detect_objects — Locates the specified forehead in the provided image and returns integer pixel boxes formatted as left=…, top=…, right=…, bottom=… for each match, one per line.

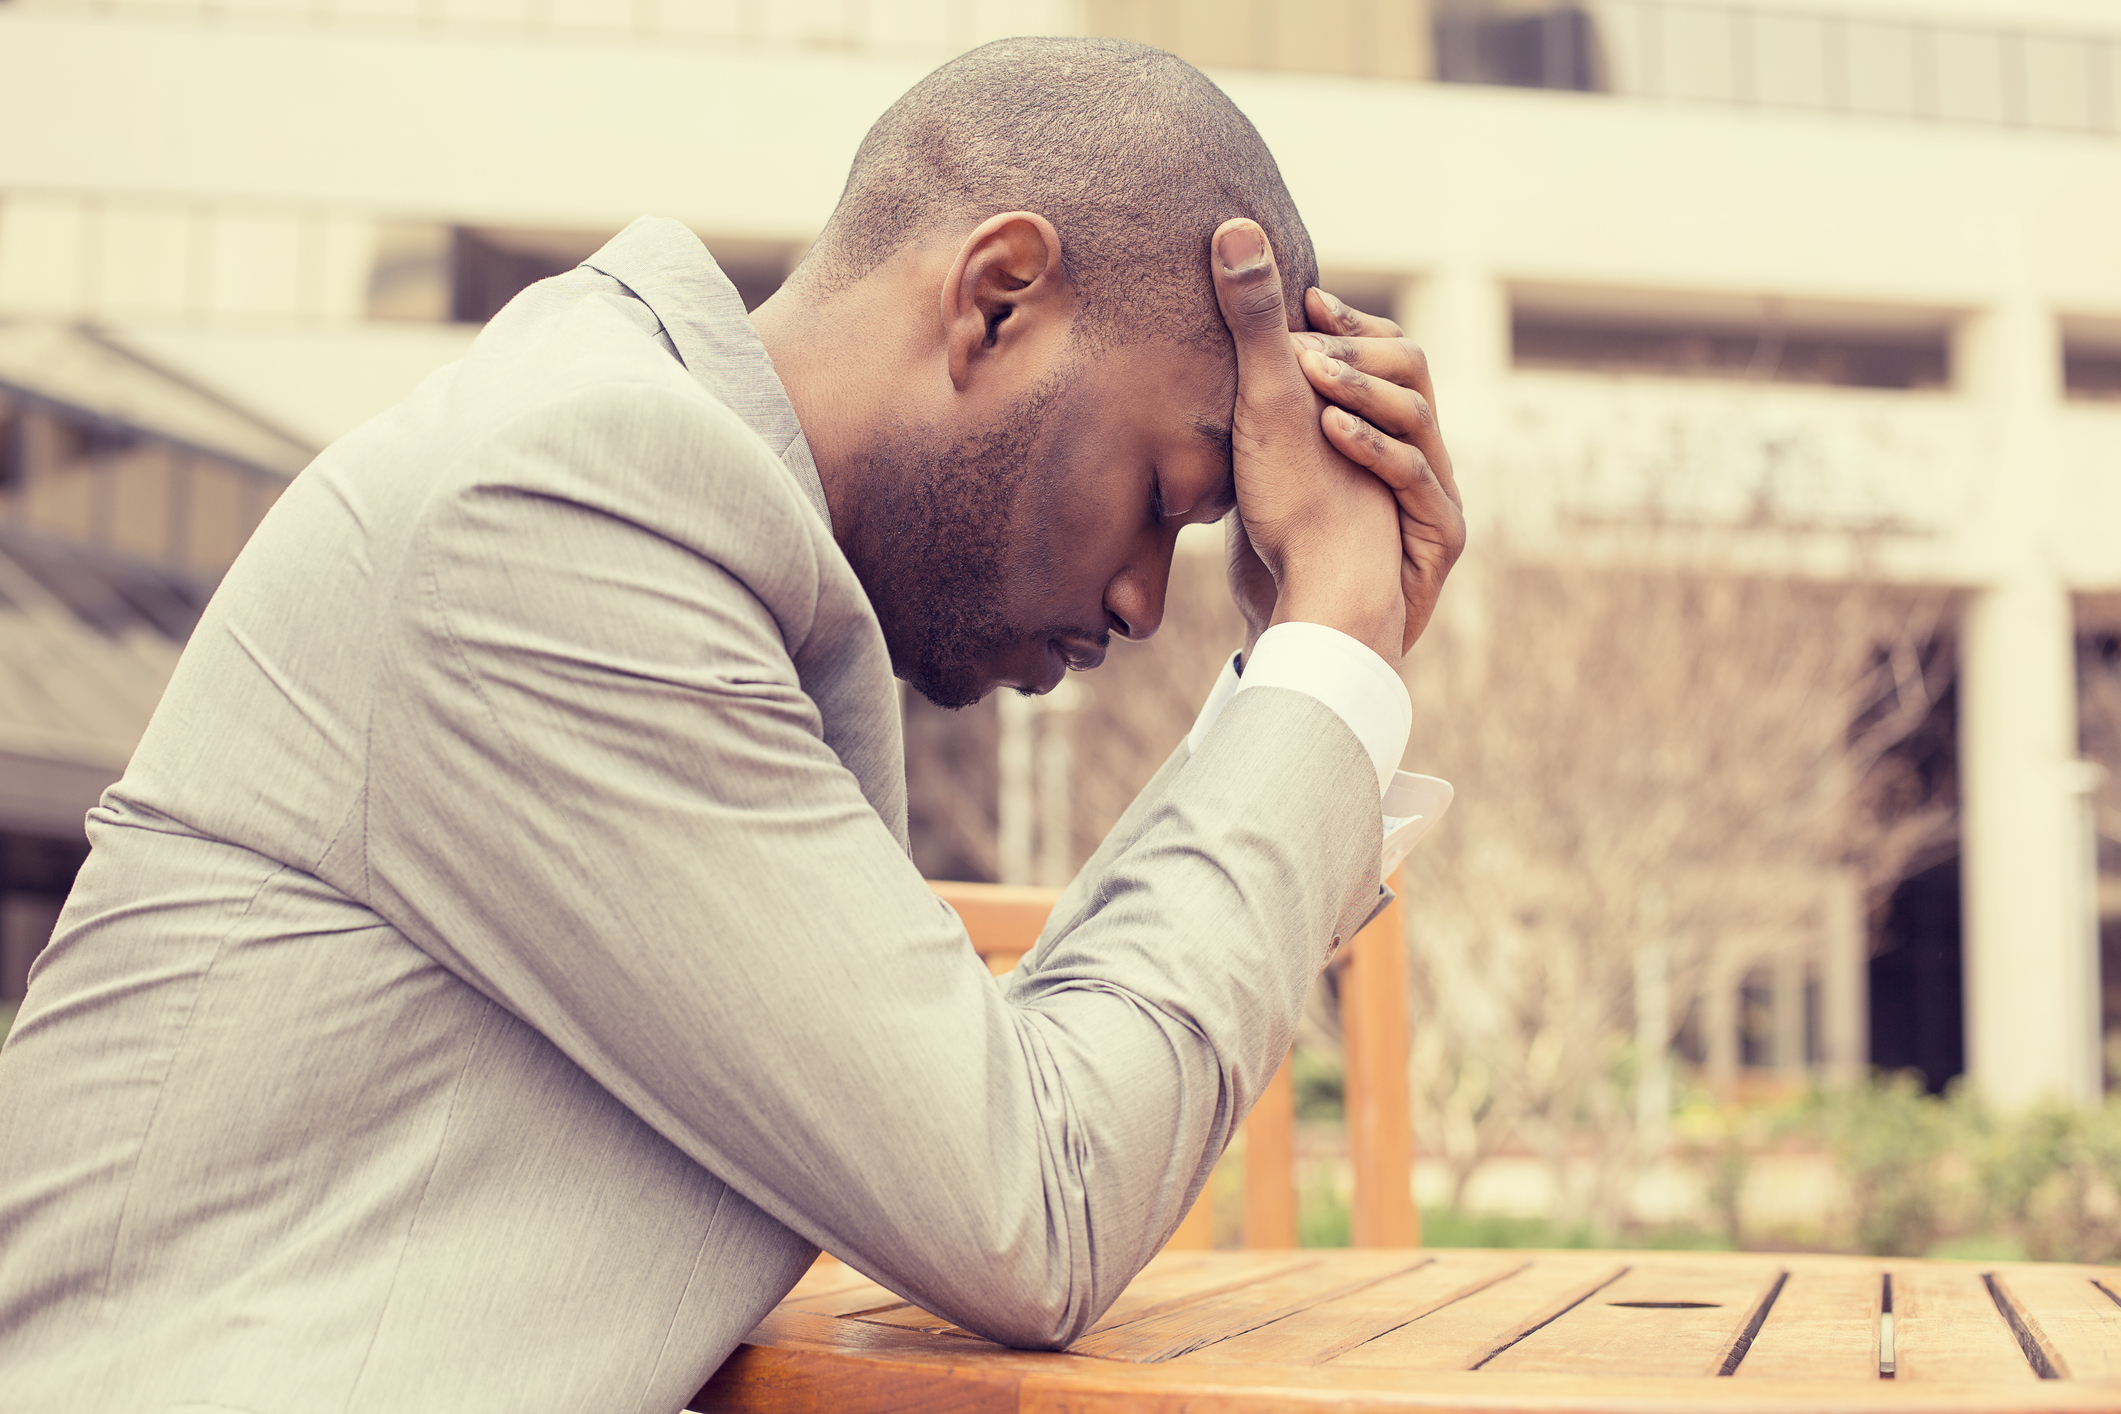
left=1077, top=339, right=1236, bottom=443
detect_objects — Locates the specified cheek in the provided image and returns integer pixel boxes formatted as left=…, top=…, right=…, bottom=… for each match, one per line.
left=1019, top=453, right=1139, bottom=584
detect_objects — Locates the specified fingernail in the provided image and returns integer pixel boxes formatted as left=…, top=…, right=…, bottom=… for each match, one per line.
left=1293, top=333, right=1324, bottom=352
left=1218, top=223, right=1266, bottom=273
left=1321, top=356, right=1345, bottom=377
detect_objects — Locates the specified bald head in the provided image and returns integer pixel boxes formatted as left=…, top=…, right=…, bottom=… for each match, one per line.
left=803, top=36, right=1319, bottom=351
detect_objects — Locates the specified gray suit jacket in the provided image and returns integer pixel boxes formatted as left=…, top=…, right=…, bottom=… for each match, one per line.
left=0, top=219, right=1383, bottom=1414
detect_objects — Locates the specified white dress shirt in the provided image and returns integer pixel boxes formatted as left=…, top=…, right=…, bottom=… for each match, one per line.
left=1185, top=621, right=1454, bottom=881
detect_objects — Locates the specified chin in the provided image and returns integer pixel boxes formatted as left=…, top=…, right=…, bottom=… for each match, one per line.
left=896, top=657, right=992, bottom=712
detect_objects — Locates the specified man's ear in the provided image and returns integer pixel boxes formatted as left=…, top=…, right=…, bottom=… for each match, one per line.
left=942, top=212, right=1070, bottom=391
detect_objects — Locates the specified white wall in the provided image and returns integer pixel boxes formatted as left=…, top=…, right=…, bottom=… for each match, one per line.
left=6, top=3, right=2121, bottom=1105
left=4, top=11, right=2121, bottom=312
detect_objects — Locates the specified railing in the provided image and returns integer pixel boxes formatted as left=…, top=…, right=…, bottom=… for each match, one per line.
left=931, top=876, right=1420, bottom=1250
left=5, top=0, right=2115, bottom=140
left=1497, top=371, right=1991, bottom=537
left=0, top=0, right=1075, bottom=54
left=1579, top=1, right=2119, bottom=137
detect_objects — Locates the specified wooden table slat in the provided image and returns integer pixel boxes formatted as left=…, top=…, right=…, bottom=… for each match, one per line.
left=777, top=1256, right=871, bottom=1303
left=851, top=1302, right=977, bottom=1336
left=783, top=1279, right=911, bottom=1318
left=1482, top=1259, right=1784, bottom=1378
left=1328, top=1254, right=1629, bottom=1371
left=1071, top=1252, right=1420, bottom=1362
left=1893, top=1265, right=2041, bottom=1383
left=703, top=1249, right=2121, bottom=1412
left=1732, top=1260, right=1882, bottom=1381
left=700, top=1308, right=2121, bottom=1414
left=1989, top=1264, right=2121, bottom=1382
left=1078, top=1250, right=1321, bottom=1337
left=1175, top=1251, right=1528, bottom=1366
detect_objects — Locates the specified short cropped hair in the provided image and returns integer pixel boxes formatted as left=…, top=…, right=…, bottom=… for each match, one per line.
left=803, top=37, right=1319, bottom=350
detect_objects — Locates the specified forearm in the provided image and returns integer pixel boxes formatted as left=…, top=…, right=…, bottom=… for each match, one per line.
left=366, top=424, right=1386, bottom=1351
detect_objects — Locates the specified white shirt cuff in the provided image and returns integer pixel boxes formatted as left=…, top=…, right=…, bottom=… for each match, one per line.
left=1240, top=622, right=1411, bottom=799
left=1184, top=623, right=1410, bottom=800
left=1184, top=629, right=1452, bottom=881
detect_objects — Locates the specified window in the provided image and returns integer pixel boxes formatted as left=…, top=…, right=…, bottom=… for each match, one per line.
left=1512, top=296, right=1952, bottom=391
left=1435, top=0, right=1605, bottom=91
left=2066, top=342, right=2121, bottom=402
left=445, top=226, right=799, bottom=325
left=0, top=399, right=20, bottom=493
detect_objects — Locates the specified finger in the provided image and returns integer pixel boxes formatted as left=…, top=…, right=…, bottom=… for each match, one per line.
left=1288, top=329, right=1455, bottom=504
left=1210, top=219, right=1309, bottom=415
left=1298, top=347, right=1432, bottom=442
left=1225, top=507, right=1268, bottom=576
left=1305, top=286, right=1402, bottom=341
left=1300, top=347, right=1460, bottom=511
left=1321, top=405, right=1465, bottom=542
left=1322, top=406, right=1466, bottom=655
left=1292, top=330, right=1437, bottom=413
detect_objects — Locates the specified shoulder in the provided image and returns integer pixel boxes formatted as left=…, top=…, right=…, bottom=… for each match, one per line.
left=425, top=372, right=836, bottom=653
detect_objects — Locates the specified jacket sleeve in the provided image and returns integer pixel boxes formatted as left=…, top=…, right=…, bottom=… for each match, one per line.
left=363, top=382, right=1383, bottom=1348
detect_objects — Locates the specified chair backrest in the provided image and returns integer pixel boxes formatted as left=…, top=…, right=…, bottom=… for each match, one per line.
left=927, top=876, right=1419, bottom=1250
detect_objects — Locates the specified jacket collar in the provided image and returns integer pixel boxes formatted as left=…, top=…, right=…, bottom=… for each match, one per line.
left=583, top=216, right=832, bottom=531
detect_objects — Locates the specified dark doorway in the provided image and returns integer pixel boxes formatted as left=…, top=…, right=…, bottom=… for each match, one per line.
left=1434, top=1, right=1605, bottom=91
left=1869, top=856, right=1964, bottom=1093
left=2, top=831, right=90, bottom=1003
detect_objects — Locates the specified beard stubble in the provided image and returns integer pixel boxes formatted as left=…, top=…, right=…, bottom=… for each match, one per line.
left=852, top=378, right=1066, bottom=709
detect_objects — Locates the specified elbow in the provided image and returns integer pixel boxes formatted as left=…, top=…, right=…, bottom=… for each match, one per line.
left=947, top=1273, right=1104, bottom=1352
left=959, top=1298, right=1084, bottom=1353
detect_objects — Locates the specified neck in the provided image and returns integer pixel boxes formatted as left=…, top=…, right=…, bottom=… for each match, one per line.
left=751, top=273, right=904, bottom=551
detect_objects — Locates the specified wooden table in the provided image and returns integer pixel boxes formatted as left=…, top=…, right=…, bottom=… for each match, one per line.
left=694, top=1247, right=2121, bottom=1412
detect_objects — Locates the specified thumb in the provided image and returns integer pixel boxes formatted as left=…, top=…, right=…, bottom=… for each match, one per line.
left=1211, top=219, right=1307, bottom=407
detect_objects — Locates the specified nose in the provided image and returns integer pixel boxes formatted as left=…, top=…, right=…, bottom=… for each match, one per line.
left=1104, top=555, right=1170, bottom=642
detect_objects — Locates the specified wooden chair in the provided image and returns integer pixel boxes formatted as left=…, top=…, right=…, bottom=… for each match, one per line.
left=928, top=875, right=1419, bottom=1250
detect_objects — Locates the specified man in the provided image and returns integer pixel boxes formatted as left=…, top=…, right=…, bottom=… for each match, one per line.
left=0, top=36, right=1463, bottom=1413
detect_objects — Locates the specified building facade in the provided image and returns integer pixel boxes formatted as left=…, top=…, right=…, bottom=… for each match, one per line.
left=2, top=0, right=2119, bottom=1108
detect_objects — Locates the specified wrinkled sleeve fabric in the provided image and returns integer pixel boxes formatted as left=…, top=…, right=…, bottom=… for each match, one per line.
left=362, top=383, right=1382, bottom=1349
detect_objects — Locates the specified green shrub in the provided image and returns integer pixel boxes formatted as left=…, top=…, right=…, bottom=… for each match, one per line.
left=1292, top=1046, right=1344, bottom=1122
left=1972, top=1098, right=2121, bottom=1263
left=1807, top=1072, right=1961, bottom=1256
left=1802, top=1075, right=2121, bottom=1262
left=1418, top=1208, right=1597, bottom=1249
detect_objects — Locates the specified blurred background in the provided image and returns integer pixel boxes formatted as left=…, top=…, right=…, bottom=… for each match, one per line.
left=3, top=0, right=2120, bottom=1259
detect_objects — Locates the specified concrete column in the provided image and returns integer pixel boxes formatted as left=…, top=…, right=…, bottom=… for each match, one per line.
left=996, top=692, right=1034, bottom=886
left=1703, top=959, right=1740, bottom=1101
left=1395, top=263, right=1507, bottom=683
left=1633, top=942, right=1671, bottom=1151
left=1961, top=573, right=2102, bottom=1106
left=1392, top=263, right=1509, bottom=486
left=1036, top=680, right=1081, bottom=888
left=1957, top=292, right=2103, bottom=1108
left=1819, top=871, right=1867, bottom=1084
left=1772, top=949, right=1809, bottom=1079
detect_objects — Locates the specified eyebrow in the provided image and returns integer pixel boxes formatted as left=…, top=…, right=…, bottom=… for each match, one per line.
left=1192, top=418, right=1239, bottom=515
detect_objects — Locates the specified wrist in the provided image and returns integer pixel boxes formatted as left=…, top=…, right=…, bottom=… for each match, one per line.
left=1272, top=559, right=1402, bottom=664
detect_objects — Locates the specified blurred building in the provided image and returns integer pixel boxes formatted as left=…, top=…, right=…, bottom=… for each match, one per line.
left=0, top=326, right=308, bottom=997
left=1, top=0, right=2119, bottom=1111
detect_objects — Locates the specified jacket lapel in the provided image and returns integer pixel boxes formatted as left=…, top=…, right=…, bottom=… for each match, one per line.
left=583, top=217, right=833, bottom=531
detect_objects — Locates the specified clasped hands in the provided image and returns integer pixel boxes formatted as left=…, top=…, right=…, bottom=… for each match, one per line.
left=1212, top=219, right=1466, bottom=666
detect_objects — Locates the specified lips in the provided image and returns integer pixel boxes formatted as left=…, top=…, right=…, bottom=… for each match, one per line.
left=999, top=636, right=1108, bottom=698
left=1055, top=637, right=1107, bottom=673
left=1023, top=638, right=1105, bottom=695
